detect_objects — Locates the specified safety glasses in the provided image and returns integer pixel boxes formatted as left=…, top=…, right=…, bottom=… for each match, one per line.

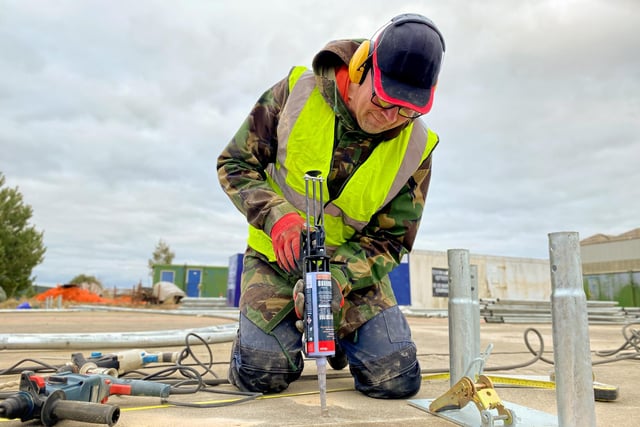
left=369, top=93, right=421, bottom=119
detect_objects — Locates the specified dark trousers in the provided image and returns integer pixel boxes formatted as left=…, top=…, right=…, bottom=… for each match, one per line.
left=228, top=305, right=421, bottom=399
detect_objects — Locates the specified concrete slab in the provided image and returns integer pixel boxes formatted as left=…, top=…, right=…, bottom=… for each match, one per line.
left=0, top=309, right=637, bottom=426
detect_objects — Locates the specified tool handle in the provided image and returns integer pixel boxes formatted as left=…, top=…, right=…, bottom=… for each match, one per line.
left=41, top=391, right=120, bottom=426
left=110, top=380, right=170, bottom=398
left=50, top=400, right=120, bottom=426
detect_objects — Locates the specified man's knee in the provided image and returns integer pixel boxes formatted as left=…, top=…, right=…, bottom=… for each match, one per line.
left=229, top=341, right=303, bottom=393
left=343, top=306, right=421, bottom=398
left=228, top=314, right=303, bottom=394
left=350, top=344, right=421, bottom=398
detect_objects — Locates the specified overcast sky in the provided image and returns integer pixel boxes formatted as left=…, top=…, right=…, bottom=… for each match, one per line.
left=2, top=0, right=638, bottom=287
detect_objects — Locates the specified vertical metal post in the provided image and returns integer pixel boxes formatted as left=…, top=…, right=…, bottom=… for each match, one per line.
left=470, top=264, right=481, bottom=360
left=548, top=232, right=596, bottom=427
left=447, top=249, right=477, bottom=386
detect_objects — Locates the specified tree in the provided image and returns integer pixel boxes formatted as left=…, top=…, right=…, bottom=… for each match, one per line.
left=0, top=173, right=46, bottom=298
left=148, top=239, right=175, bottom=276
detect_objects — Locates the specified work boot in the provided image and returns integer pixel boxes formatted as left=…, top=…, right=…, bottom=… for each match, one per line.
left=328, top=344, right=348, bottom=370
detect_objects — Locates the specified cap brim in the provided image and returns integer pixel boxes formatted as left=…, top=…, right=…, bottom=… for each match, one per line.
left=372, top=50, right=435, bottom=115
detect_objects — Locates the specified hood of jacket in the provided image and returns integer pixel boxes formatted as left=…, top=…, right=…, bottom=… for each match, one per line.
left=310, top=39, right=408, bottom=141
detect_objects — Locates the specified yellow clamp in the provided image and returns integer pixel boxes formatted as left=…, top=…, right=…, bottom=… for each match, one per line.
left=429, top=375, right=515, bottom=426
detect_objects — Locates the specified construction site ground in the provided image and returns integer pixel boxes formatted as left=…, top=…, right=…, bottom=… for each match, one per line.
left=0, top=308, right=638, bottom=427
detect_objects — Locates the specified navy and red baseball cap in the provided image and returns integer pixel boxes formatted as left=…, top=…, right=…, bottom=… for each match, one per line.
left=371, top=14, right=446, bottom=115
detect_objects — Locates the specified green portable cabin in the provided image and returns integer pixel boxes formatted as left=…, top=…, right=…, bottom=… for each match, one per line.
left=152, top=264, right=228, bottom=298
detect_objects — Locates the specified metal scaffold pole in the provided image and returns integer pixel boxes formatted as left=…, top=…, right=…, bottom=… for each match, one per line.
left=470, top=264, right=481, bottom=360
left=548, top=231, right=596, bottom=427
left=447, top=249, right=479, bottom=386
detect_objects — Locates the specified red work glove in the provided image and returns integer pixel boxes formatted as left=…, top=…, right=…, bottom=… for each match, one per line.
left=270, top=213, right=305, bottom=273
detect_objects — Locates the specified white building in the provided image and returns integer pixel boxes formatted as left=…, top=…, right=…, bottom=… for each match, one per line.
left=407, top=249, right=550, bottom=309
left=402, top=228, right=640, bottom=309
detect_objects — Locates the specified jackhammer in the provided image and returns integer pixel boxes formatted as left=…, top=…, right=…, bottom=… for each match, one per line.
left=0, top=371, right=119, bottom=426
left=300, top=171, right=335, bottom=416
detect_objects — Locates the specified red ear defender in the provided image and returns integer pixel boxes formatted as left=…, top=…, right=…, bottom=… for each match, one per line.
left=348, top=40, right=372, bottom=84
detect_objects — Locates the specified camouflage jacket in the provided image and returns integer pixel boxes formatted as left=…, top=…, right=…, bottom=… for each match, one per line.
left=217, top=39, right=437, bottom=338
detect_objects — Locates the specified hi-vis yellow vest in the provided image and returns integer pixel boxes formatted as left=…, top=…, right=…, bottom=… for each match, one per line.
left=247, top=66, right=439, bottom=260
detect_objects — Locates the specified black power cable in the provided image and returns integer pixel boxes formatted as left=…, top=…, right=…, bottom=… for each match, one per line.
left=0, top=332, right=260, bottom=409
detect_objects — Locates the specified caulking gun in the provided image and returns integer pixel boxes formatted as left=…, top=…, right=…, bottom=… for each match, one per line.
left=300, top=170, right=335, bottom=416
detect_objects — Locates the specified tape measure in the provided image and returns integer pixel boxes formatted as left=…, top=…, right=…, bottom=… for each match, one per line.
left=422, top=373, right=619, bottom=402
left=592, top=381, right=619, bottom=402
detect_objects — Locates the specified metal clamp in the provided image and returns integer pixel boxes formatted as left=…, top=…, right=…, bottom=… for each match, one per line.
left=429, top=374, right=516, bottom=427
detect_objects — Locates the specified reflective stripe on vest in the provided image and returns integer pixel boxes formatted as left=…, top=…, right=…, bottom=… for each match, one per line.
left=248, top=66, right=439, bottom=261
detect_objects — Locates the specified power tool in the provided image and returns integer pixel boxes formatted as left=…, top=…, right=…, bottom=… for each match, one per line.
left=0, top=371, right=120, bottom=426
left=301, top=170, right=335, bottom=416
left=71, top=349, right=180, bottom=376
left=29, top=371, right=171, bottom=404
